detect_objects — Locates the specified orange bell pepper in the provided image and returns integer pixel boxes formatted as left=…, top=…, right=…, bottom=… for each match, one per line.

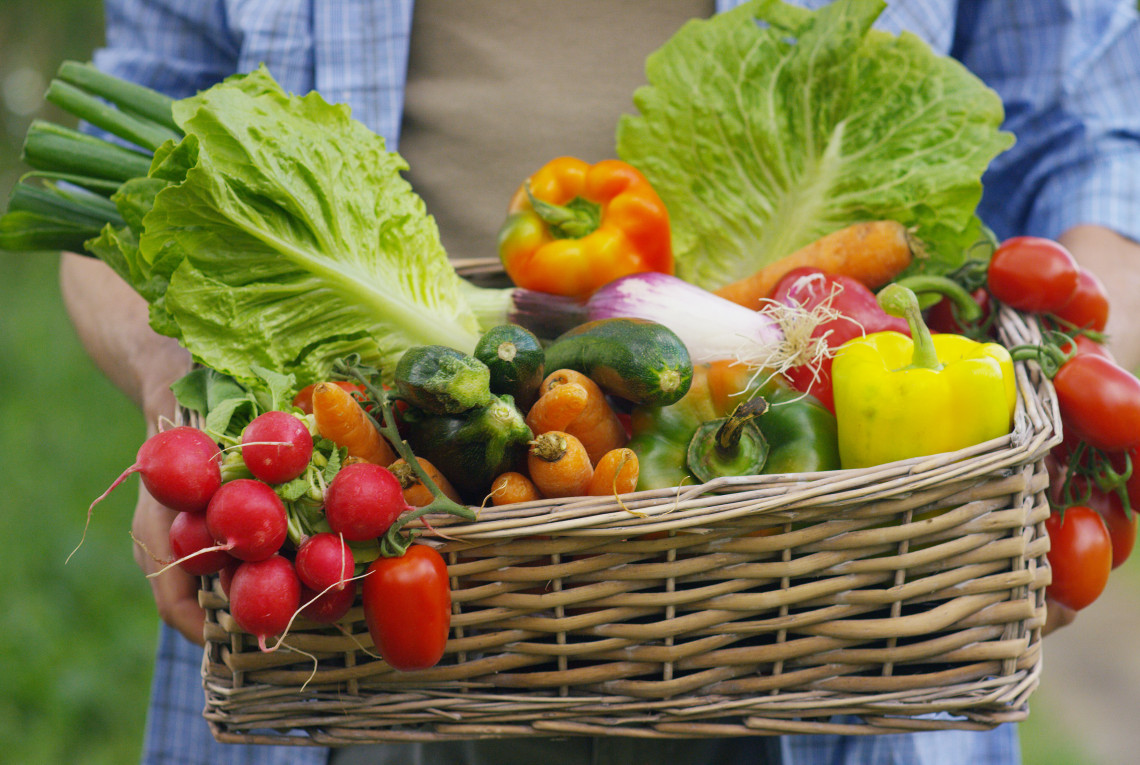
left=497, top=156, right=673, bottom=297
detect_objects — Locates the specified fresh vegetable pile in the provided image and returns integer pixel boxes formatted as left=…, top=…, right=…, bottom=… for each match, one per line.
left=4, top=0, right=1137, bottom=672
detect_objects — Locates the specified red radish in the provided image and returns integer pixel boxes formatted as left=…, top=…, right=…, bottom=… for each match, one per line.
left=228, top=555, right=301, bottom=651
left=241, top=411, right=314, bottom=484
left=169, top=511, right=237, bottom=576
left=323, top=463, right=411, bottom=541
left=93, top=426, right=221, bottom=514
left=300, top=581, right=357, bottom=624
left=295, top=533, right=355, bottom=592
left=205, top=479, right=288, bottom=561
left=71, top=426, right=223, bottom=563
left=217, top=558, right=241, bottom=598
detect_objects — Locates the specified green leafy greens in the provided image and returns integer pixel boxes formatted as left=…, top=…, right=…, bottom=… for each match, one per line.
left=616, top=0, right=1014, bottom=288
left=92, top=66, right=482, bottom=388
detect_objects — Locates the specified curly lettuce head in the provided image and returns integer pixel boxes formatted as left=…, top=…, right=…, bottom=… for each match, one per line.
left=617, top=0, right=1014, bottom=288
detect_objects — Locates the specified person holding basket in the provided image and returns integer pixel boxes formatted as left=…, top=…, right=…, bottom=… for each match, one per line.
left=58, top=1, right=1140, bottom=763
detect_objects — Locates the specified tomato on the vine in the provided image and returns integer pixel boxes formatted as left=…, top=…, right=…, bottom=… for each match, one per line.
left=1124, top=447, right=1140, bottom=513
left=926, top=287, right=992, bottom=336
left=1053, top=353, right=1140, bottom=452
left=987, top=236, right=1079, bottom=313
left=1045, top=506, right=1113, bottom=611
left=1094, top=494, right=1138, bottom=569
left=1058, top=333, right=1114, bottom=363
left=362, top=544, right=451, bottom=671
left=1048, top=469, right=1137, bottom=570
left=1052, top=267, right=1110, bottom=333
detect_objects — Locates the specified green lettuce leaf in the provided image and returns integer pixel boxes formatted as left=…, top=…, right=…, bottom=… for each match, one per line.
left=109, top=66, right=481, bottom=387
left=616, top=0, right=1014, bottom=288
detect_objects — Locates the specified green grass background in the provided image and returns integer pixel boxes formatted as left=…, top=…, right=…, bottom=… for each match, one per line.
left=1, top=4, right=1137, bottom=764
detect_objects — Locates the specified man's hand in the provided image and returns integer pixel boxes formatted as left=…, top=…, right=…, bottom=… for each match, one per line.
left=1042, top=598, right=1077, bottom=637
left=133, top=489, right=207, bottom=645
left=1058, top=224, right=1140, bottom=371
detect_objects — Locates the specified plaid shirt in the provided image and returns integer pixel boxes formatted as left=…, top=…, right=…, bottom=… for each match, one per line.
left=92, top=1, right=1140, bottom=763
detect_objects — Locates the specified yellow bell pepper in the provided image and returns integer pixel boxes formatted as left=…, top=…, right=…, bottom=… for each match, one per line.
left=831, top=283, right=1015, bottom=469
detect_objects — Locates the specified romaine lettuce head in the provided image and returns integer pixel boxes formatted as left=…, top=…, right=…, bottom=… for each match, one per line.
left=616, top=0, right=1014, bottom=289
left=96, top=66, right=481, bottom=388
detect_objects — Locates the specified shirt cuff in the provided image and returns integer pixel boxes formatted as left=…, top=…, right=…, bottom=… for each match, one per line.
left=1027, top=151, right=1140, bottom=245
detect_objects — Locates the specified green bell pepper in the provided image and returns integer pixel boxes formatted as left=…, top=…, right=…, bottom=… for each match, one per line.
left=627, top=360, right=840, bottom=490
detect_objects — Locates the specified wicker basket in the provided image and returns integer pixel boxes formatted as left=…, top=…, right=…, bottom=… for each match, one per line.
left=200, top=301, right=1060, bottom=746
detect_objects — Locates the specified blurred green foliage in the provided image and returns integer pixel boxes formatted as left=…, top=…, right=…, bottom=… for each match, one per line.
left=1, top=4, right=157, bottom=764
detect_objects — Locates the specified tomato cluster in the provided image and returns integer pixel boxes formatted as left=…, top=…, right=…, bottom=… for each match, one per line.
left=986, top=236, right=1137, bottom=612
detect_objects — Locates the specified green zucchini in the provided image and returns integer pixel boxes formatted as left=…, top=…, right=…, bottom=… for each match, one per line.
left=473, top=324, right=545, bottom=411
left=403, top=394, right=532, bottom=502
left=394, top=344, right=491, bottom=415
left=543, top=318, right=693, bottom=406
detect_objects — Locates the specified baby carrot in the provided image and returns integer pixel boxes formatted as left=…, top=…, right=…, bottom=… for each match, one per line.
left=489, top=471, right=542, bottom=506
left=311, top=381, right=396, bottom=466
left=527, top=431, right=594, bottom=498
left=713, top=220, right=915, bottom=307
left=525, top=380, right=589, bottom=435
left=586, top=447, right=639, bottom=497
left=388, top=456, right=463, bottom=507
left=538, top=369, right=627, bottom=465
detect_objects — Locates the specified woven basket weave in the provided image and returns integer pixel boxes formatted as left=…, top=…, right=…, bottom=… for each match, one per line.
left=200, top=300, right=1060, bottom=746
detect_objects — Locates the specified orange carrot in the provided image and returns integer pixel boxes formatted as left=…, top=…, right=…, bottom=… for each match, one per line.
left=489, top=471, right=542, bottom=506
left=388, top=457, right=463, bottom=507
left=713, top=220, right=915, bottom=308
left=525, top=380, right=589, bottom=434
left=526, top=431, right=594, bottom=498
left=586, top=447, right=639, bottom=496
left=311, top=381, right=396, bottom=466
left=538, top=369, right=627, bottom=464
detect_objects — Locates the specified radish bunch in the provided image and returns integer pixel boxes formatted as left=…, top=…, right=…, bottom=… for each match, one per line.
left=88, top=406, right=416, bottom=651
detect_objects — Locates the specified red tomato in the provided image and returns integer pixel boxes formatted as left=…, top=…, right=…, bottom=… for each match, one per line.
left=1053, top=354, right=1140, bottom=452
left=1052, top=267, right=1110, bottom=333
left=1045, top=506, right=1113, bottom=611
left=1049, top=471, right=1137, bottom=570
left=362, top=544, right=451, bottom=671
left=1095, top=495, right=1138, bottom=569
left=1124, top=447, right=1140, bottom=513
left=1058, top=333, right=1115, bottom=363
left=987, top=236, right=1080, bottom=313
